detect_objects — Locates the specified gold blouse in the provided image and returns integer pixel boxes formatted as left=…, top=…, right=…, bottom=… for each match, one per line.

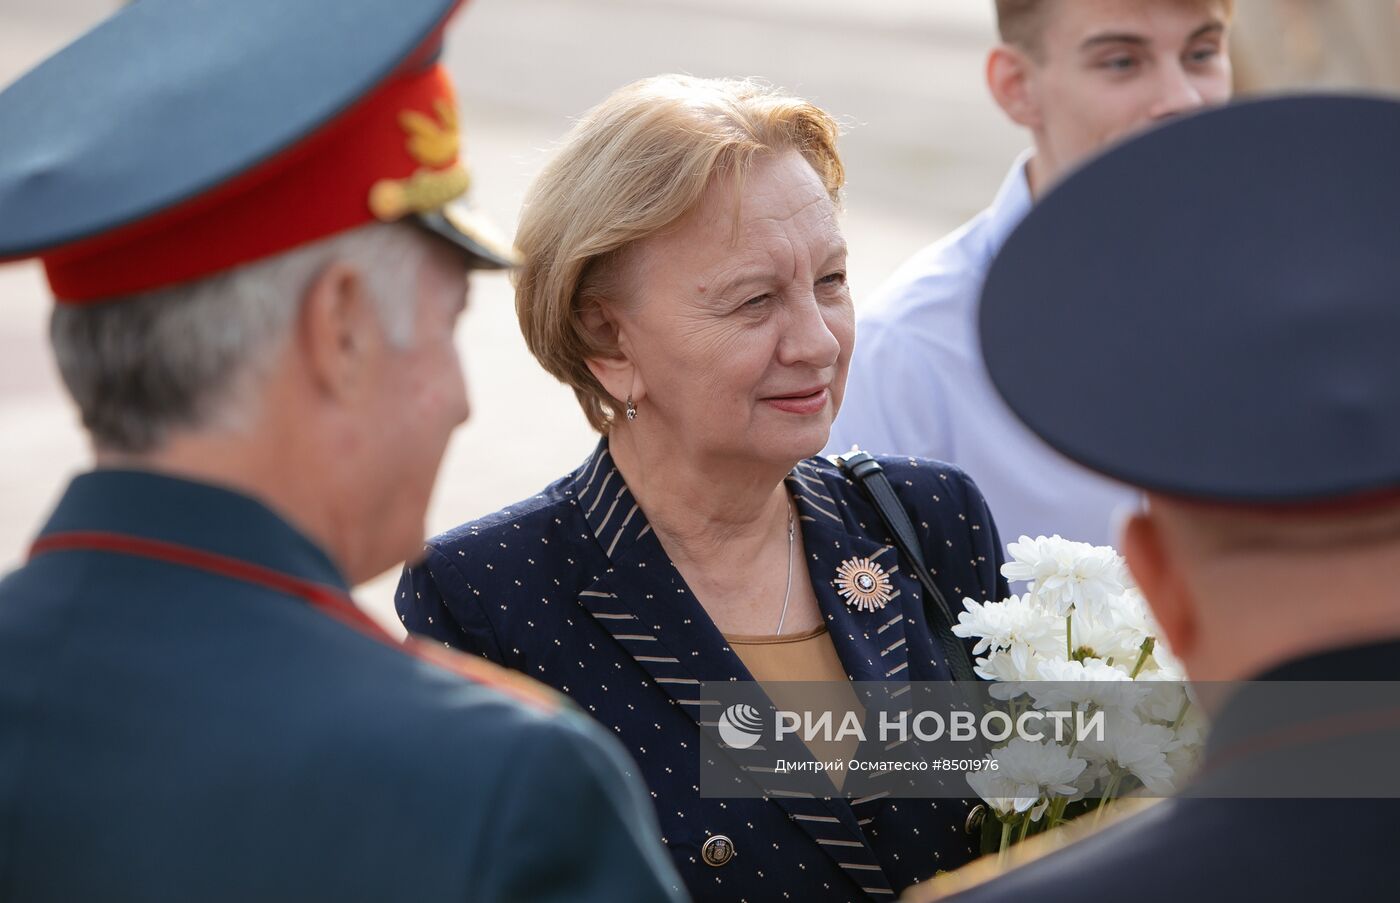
left=724, top=624, right=864, bottom=790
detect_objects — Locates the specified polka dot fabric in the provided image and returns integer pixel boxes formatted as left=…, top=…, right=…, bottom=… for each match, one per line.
left=397, top=440, right=1009, bottom=901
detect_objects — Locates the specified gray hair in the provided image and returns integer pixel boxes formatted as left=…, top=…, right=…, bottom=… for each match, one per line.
left=50, top=222, right=430, bottom=454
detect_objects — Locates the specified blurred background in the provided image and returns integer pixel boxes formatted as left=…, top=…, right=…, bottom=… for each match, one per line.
left=3, top=0, right=1398, bottom=631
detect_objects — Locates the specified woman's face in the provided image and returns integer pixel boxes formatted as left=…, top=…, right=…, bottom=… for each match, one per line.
left=611, top=150, right=853, bottom=467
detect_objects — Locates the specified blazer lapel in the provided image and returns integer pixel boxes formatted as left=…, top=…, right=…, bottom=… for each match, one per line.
left=787, top=460, right=926, bottom=829
left=569, top=442, right=897, bottom=898
left=787, top=460, right=914, bottom=688
left=570, top=442, right=747, bottom=690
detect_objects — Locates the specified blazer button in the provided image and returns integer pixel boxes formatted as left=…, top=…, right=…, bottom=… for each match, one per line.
left=702, top=834, right=735, bottom=867
left=965, top=804, right=987, bottom=835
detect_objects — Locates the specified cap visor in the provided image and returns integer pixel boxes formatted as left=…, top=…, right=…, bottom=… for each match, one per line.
left=413, top=200, right=520, bottom=270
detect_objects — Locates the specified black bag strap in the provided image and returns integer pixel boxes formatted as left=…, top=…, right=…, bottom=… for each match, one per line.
left=835, top=451, right=978, bottom=682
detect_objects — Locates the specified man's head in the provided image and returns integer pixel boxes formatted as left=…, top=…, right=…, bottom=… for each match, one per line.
left=988, top=0, right=1234, bottom=193
left=1123, top=497, right=1400, bottom=684
left=50, top=223, right=473, bottom=584
left=978, top=95, right=1400, bottom=685
left=0, top=0, right=517, bottom=585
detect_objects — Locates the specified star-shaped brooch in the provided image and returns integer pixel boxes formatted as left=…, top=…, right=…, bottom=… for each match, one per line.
left=834, top=556, right=893, bottom=612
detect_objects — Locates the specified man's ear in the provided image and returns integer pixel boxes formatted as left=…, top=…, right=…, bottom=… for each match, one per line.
left=300, top=260, right=383, bottom=400
left=987, top=44, right=1042, bottom=130
left=578, top=298, right=641, bottom=407
left=1123, top=511, right=1198, bottom=663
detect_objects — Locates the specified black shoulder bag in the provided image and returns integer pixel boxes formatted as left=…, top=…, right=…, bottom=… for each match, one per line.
left=835, top=451, right=978, bottom=682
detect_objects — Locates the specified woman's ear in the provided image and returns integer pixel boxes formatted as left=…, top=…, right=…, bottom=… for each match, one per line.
left=1123, top=510, right=1199, bottom=665
left=986, top=44, right=1042, bottom=130
left=579, top=298, right=641, bottom=407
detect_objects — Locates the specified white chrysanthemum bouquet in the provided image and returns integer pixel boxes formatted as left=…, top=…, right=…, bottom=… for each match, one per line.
left=956, top=535, right=1205, bottom=857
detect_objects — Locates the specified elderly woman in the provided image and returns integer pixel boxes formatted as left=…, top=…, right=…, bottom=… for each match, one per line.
left=397, top=75, right=1007, bottom=901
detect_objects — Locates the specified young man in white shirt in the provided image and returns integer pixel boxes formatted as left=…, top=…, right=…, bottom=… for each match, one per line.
left=827, top=0, right=1234, bottom=548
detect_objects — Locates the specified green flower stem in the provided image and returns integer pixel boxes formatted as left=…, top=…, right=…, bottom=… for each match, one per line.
left=1017, top=811, right=1034, bottom=843
left=998, top=819, right=1013, bottom=864
left=1172, top=697, right=1192, bottom=733
left=1067, top=703, right=1094, bottom=757
left=1094, top=771, right=1124, bottom=826
left=1129, top=637, right=1156, bottom=679
left=1066, top=613, right=1073, bottom=660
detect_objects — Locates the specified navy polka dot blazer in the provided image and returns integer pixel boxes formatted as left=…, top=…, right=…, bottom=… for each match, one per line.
left=398, top=441, right=1008, bottom=902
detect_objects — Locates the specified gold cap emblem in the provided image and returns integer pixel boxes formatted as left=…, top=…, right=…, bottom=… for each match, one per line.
left=369, top=99, right=473, bottom=221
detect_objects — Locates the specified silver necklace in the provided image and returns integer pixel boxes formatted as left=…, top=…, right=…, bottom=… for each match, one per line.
left=774, top=499, right=796, bottom=636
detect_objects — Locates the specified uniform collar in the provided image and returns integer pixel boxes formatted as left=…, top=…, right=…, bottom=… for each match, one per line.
left=1247, top=639, right=1400, bottom=681
left=36, top=468, right=349, bottom=593
left=1195, top=638, right=1400, bottom=796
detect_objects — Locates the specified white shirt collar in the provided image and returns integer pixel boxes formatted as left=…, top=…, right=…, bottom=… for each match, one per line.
left=979, top=150, right=1035, bottom=263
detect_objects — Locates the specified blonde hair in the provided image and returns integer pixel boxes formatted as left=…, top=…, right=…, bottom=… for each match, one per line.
left=514, top=74, right=845, bottom=432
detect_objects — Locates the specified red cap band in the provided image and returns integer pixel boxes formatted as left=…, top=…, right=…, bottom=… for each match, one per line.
left=43, top=62, right=465, bottom=303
